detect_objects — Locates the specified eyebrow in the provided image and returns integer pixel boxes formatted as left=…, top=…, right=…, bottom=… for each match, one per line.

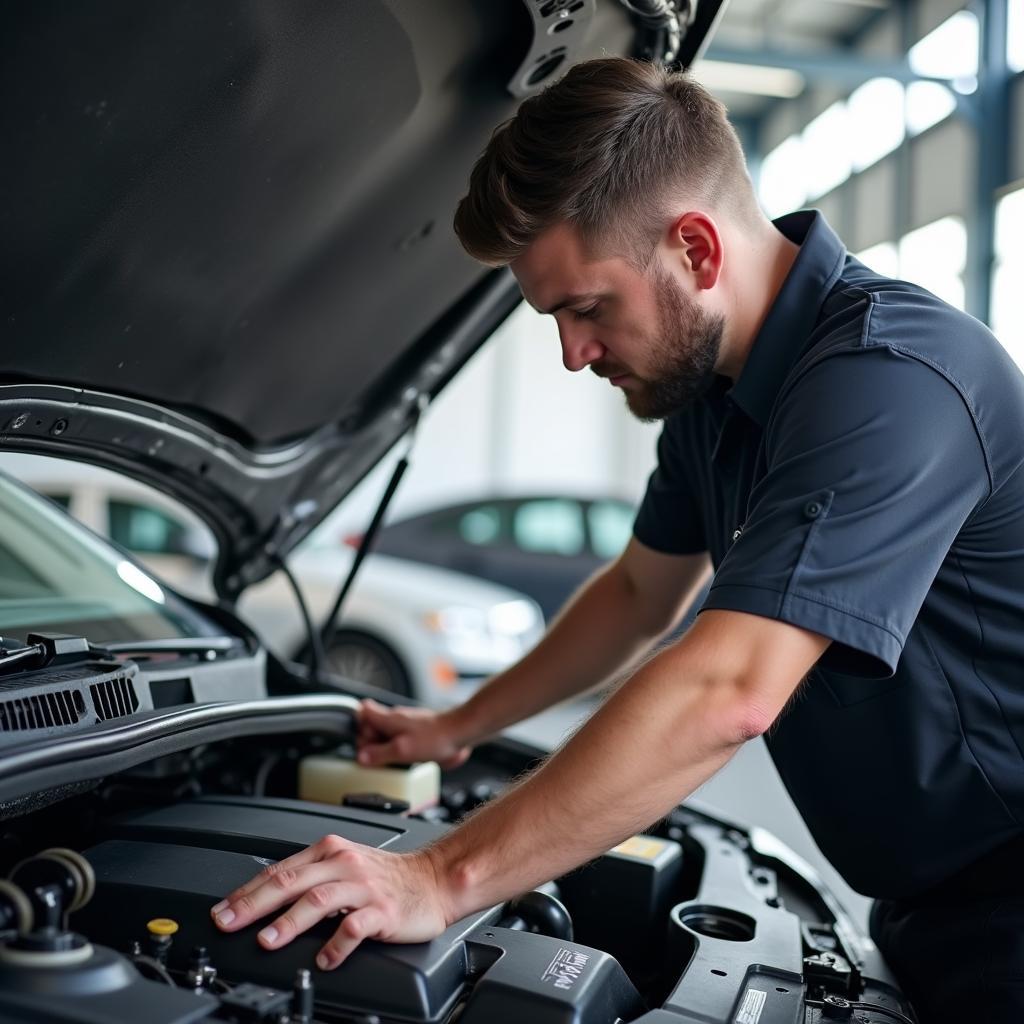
left=537, top=293, right=600, bottom=315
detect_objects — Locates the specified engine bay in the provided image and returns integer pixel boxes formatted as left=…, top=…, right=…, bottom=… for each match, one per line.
left=0, top=719, right=915, bottom=1024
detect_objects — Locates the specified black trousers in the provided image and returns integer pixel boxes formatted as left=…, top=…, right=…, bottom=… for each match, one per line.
left=869, top=836, right=1024, bottom=1024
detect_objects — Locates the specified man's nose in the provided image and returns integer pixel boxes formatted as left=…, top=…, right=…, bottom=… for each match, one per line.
left=558, top=323, right=605, bottom=373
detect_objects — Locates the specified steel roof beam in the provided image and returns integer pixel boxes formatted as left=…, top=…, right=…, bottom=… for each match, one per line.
left=704, top=42, right=958, bottom=87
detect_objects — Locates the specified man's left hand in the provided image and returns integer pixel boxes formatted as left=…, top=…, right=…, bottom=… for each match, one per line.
left=209, top=835, right=451, bottom=970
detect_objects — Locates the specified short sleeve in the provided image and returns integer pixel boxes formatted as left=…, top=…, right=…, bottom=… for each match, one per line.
left=703, top=347, right=990, bottom=678
left=633, top=415, right=707, bottom=555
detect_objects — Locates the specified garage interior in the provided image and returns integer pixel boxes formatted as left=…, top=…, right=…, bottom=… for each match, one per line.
left=1, top=0, right=1021, bottom=995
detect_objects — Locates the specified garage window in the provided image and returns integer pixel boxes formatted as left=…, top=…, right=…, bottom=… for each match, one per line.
left=848, top=78, right=905, bottom=172
left=108, top=501, right=190, bottom=556
left=898, top=216, right=967, bottom=310
left=907, top=10, right=978, bottom=136
left=803, top=102, right=852, bottom=200
left=46, top=492, right=72, bottom=511
left=1011, top=0, right=1024, bottom=73
left=854, top=241, right=899, bottom=278
left=759, top=135, right=807, bottom=218
left=992, top=187, right=1024, bottom=368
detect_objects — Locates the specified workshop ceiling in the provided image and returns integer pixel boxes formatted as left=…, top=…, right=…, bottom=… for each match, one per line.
left=692, top=0, right=892, bottom=118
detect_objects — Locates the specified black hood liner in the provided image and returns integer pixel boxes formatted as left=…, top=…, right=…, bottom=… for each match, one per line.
left=3, top=0, right=547, bottom=446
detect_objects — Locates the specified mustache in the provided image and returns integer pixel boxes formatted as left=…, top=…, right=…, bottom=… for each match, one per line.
left=590, top=361, right=630, bottom=379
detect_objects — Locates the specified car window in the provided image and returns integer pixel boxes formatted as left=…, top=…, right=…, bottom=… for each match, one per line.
left=0, top=542, right=49, bottom=594
left=0, top=472, right=220, bottom=643
left=108, top=500, right=191, bottom=556
left=587, top=500, right=634, bottom=560
left=512, top=499, right=585, bottom=556
left=458, top=505, right=503, bottom=546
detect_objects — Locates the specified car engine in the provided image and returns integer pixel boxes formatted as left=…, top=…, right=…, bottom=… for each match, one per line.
left=0, top=642, right=915, bottom=1024
left=0, top=752, right=914, bottom=1024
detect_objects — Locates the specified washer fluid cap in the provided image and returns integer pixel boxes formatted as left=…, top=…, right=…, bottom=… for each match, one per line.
left=147, top=918, right=179, bottom=936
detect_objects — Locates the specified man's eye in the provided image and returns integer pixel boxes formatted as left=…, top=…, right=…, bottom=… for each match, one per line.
left=572, top=305, right=599, bottom=321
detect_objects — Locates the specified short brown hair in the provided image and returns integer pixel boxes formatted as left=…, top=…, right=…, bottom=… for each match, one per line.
left=454, top=57, right=759, bottom=268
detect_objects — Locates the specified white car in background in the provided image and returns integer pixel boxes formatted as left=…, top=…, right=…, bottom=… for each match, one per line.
left=0, top=455, right=543, bottom=703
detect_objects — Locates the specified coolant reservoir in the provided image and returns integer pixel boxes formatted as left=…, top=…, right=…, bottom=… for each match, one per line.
left=298, top=754, right=440, bottom=812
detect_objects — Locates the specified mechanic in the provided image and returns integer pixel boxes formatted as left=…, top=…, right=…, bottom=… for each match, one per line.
left=213, top=58, right=1024, bottom=1022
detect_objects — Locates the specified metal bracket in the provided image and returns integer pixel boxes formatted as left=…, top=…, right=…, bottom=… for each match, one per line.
left=508, top=0, right=597, bottom=98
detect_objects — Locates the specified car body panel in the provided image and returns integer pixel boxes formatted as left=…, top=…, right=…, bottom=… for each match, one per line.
left=239, top=548, right=544, bottom=695
left=372, top=494, right=636, bottom=619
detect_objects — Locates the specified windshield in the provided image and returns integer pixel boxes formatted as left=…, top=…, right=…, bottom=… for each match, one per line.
left=0, top=471, right=221, bottom=644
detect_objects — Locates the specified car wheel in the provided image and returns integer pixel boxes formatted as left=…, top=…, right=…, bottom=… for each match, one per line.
left=325, top=632, right=412, bottom=697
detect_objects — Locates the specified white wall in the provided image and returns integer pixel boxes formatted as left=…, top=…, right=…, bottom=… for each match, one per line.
left=327, top=302, right=660, bottom=535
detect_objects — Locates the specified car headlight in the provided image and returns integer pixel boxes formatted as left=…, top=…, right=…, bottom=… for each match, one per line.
left=487, top=599, right=540, bottom=637
left=422, top=606, right=488, bottom=638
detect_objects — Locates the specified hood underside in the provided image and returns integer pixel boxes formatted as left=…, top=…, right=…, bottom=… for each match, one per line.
left=1, top=0, right=723, bottom=595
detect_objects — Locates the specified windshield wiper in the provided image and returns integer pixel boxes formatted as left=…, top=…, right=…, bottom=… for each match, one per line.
left=0, top=634, right=99, bottom=677
left=100, top=637, right=239, bottom=658
left=0, top=642, right=48, bottom=674
left=0, top=633, right=241, bottom=677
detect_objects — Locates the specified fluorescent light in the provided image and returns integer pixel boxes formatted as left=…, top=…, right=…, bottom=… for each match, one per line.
left=693, top=59, right=805, bottom=98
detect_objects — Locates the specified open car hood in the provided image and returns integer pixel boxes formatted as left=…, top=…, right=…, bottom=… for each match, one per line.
left=1, top=0, right=724, bottom=596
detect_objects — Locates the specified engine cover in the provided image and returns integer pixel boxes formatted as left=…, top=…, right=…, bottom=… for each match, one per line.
left=71, top=796, right=643, bottom=1023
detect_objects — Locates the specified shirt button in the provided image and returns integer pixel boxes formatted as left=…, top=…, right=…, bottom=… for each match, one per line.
left=804, top=501, right=823, bottom=520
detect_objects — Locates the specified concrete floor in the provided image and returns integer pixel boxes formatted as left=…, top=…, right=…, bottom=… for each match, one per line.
left=505, top=698, right=873, bottom=934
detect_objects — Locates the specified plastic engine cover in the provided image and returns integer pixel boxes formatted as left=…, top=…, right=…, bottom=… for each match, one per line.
left=73, top=796, right=642, bottom=1023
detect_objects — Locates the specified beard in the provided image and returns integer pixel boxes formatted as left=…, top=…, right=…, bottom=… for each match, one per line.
left=597, top=268, right=723, bottom=422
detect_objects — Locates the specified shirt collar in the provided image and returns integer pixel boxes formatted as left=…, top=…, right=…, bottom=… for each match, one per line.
left=727, top=210, right=847, bottom=428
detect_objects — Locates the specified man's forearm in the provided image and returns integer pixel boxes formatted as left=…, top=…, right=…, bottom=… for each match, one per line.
left=427, top=627, right=756, bottom=920
left=211, top=611, right=827, bottom=969
left=448, top=554, right=710, bottom=745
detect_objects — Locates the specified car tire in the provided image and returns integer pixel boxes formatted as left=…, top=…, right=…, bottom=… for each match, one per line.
left=325, top=631, right=413, bottom=697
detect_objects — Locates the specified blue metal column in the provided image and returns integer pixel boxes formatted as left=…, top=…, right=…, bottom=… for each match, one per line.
left=965, top=0, right=1011, bottom=324
left=894, top=0, right=915, bottom=259
left=731, top=115, right=763, bottom=194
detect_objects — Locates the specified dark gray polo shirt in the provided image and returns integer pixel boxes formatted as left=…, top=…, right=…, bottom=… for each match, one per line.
left=634, top=210, right=1024, bottom=899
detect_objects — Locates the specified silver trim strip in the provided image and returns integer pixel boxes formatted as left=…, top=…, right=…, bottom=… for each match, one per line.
left=0, top=694, right=359, bottom=779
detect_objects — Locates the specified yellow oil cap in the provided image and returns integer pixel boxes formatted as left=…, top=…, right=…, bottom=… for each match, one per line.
left=146, top=918, right=179, bottom=936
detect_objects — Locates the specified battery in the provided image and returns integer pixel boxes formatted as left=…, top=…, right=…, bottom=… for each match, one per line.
left=558, top=834, right=683, bottom=977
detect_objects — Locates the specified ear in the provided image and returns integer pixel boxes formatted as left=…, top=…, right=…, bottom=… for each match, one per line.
left=665, top=212, right=723, bottom=291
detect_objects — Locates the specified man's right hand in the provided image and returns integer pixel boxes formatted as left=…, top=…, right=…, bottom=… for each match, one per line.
left=357, top=698, right=473, bottom=769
